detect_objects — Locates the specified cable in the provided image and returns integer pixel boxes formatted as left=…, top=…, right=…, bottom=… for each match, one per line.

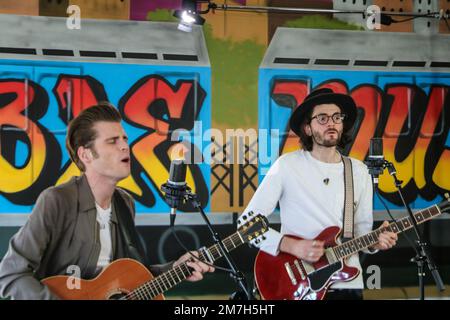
left=170, top=224, right=235, bottom=273
left=390, top=14, right=435, bottom=23
left=389, top=16, right=424, bottom=23
left=379, top=11, right=439, bottom=26
left=372, top=180, right=420, bottom=256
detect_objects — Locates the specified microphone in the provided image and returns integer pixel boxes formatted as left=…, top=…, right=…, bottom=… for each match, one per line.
left=161, top=159, right=187, bottom=227
left=365, top=137, right=386, bottom=184
left=369, top=137, right=383, bottom=160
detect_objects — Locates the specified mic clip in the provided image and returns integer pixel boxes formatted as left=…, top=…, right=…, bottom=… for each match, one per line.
left=161, top=183, right=189, bottom=209
left=364, top=158, right=386, bottom=175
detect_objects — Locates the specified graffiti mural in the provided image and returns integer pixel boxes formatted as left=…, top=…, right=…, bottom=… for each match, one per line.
left=259, top=70, right=450, bottom=210
left=0, top=61, right=211, bottom=213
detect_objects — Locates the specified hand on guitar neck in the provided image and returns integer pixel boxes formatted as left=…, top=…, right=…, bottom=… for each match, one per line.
left=279, top=220, right=398, bottom=264
left=369, top=221, right=398, bottom=251
left=173, top=251, right=215, bottom=282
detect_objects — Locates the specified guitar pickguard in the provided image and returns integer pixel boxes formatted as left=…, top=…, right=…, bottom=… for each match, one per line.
left=307, top=261, right=343, bottom=292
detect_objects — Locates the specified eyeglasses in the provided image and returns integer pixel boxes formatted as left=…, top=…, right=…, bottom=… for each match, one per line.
left=310, top=112, right=346, bottom=125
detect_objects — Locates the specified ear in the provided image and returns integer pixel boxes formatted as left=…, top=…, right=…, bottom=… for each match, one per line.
left=304, top=123, right=312, bottom=137
left=77, top=146, right=93, bottom=166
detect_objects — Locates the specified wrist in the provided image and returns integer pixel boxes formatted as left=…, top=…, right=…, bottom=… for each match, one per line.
left=280, top=236, right=300, bottom=256
left=279, top=236, right=293, bottom=254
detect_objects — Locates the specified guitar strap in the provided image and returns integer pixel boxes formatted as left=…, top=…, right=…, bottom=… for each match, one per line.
left=341, top=156, right=355, bottom=243
left=113, top=189, right=149, bottom=267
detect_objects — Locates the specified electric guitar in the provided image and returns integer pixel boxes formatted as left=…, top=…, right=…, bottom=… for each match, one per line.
left=42, top=214, right=268, bottom=300
left=254, top=195, right=450, bottom=300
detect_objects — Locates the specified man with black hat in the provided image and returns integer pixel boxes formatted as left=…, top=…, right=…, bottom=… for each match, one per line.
left=241, top=88, right=397, bottom=300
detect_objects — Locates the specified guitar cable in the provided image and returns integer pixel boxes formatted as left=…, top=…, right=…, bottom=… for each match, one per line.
left=373, top=181, right=420, bottom=256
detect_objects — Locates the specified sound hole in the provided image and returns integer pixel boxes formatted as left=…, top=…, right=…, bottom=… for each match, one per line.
left=107, top=290, right=129, bottom=300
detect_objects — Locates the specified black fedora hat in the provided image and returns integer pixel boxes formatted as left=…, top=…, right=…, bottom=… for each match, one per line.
left=289, top=88, right=357, bottom=137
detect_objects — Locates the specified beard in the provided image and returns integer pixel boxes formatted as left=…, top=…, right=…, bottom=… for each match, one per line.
left=311, top=128, right=342, bottom=147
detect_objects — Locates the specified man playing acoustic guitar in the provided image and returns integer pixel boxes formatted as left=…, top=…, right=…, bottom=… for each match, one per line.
left=0, top=103, right=214, bottom=300
left=242, top=88, right=398, bottom=300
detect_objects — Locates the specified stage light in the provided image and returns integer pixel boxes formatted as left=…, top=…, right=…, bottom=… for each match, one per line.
left=173, top=0, right=206, bottom=32
left=172, top=1, right=442, bottom=33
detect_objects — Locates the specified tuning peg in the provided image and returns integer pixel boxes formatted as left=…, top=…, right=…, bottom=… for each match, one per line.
left=262, top=236, right=266, bottom=241
left=242, top=215, right=248, bottom=220
left=248, top=211, right=253, bottom=216
left=445, top=193, right=449, bottom=200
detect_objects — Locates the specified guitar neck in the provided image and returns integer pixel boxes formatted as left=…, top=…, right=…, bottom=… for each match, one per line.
left=333, top=204, right=442, bottom=260
left=129, top=229, right=246, bottom=300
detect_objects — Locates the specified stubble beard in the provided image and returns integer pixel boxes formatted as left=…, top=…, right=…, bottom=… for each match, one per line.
left=311, top=129, right=342, bottom=148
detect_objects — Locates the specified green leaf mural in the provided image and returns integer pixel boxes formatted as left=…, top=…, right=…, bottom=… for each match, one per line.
left=147, top=9, right=178, bottom=22
left=147, top=10, right=362, bottom=128
left=204, top=24, right=265, bottom=128
left=283, top=14, right=364, bottom=31
left=147, top=9, right=264, bottom=128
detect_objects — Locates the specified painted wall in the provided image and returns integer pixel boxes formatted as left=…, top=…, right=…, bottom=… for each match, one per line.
left=259, top=69, right=450, bottom=211
left=0, top=60, right=211, bottom=214
left=1, top=2, right=450, bottom=215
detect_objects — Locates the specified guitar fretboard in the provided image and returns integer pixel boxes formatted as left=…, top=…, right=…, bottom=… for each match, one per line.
left=333, top=205, right=441, bottom=260
left=124, top=229, right=246, bottom=300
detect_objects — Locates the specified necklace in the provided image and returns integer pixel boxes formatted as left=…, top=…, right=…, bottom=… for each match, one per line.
left=308, top=151, right=342, bottom=186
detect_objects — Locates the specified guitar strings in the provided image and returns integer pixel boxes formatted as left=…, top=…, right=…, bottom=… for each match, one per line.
left=122, top=232, right=243, bottom=300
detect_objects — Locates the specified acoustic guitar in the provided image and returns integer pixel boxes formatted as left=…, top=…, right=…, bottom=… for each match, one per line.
left=42, top=213, right=268, bottom=299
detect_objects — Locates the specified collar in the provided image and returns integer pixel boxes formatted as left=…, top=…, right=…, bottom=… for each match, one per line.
left=77, top=174, right=118, bottom=224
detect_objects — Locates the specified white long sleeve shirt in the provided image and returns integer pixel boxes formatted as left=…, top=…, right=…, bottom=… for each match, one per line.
left=242, top=150, right=374, bottom=289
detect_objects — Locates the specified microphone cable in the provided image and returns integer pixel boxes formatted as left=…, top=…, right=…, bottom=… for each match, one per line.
left=169, top=220, right=235, bottom=273
left=372, top=179, right=420, bottom=257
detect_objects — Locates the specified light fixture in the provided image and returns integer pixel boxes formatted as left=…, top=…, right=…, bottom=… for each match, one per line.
left=173, top=0, right=207, bottom=32
left=173, top=1, right=448, bottom=32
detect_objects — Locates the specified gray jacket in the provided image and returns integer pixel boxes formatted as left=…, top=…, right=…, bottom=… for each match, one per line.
left=0, top=175, right=172, bottom=300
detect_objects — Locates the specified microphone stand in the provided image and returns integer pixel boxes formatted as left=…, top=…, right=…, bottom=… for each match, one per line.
left=367, top=160, right=445, bottom=300
left=183, top=188, right=254, bottom=300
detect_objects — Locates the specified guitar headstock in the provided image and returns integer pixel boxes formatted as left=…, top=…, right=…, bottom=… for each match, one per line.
left=438, top=193, right=450, bottom=214
left=237, top=212, right=269, bottom=243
